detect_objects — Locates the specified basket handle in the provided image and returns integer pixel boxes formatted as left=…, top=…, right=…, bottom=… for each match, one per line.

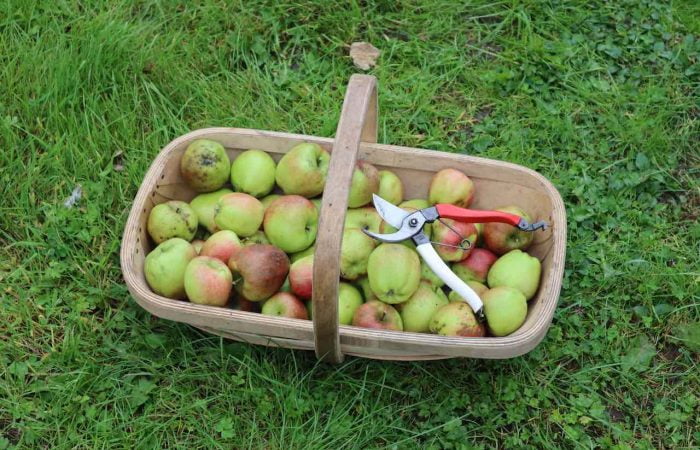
left=312, top=74, right=378, bottom=363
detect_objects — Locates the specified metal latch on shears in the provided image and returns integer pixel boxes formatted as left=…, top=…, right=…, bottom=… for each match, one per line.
left=363, top=194, right=549, bottom=319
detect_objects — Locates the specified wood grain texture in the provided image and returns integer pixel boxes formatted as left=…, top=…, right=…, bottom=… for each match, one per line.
left=312, top=74, right=378, bottom=363
left=120, top=77, right=567, bottom=362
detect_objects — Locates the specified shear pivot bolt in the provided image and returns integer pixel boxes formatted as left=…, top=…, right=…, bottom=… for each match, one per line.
left=409, top=218, right=418, bottom=227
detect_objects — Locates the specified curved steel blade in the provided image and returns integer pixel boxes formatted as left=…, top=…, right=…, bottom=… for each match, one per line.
left=362, top=226, right=417, bottom=244
left=372, top=194, right=409, bottom=229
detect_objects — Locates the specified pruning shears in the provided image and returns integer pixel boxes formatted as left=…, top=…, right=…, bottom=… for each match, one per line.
left=363, top=194, right=548, bottom=318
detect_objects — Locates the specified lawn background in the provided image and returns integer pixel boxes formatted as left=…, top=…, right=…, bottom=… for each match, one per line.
left=1, top=0, right=698, bottom=448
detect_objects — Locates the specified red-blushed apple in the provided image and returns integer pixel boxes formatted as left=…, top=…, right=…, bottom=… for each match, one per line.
left=147, top=200, right=198, bottom=244
left=289, top=254, right=313, bottom=299
left=428, top=168, right=475, bottom=208
left=420, top=259, right=445, bottom=287
left=448, top=280, right=488, bottom=302
left=191, top=239, right=205, bottom=254
left=264, top=195, right=318, bottom=253
left=377, top=170, right=404, bottom=205
left=429, top=302, right=485, bottom=337
left=352, top=300, right=403, bottom=331
left=261, top=292, right=308, bottom=320
left=305, top=282, right=363, bottom=325
left=180, top=139, right=231, bottom=192
left=339, top=228, right=376, bottom=280
left=431, top=219, right=478, bottom=262
left=367, top=244, right=421, bottom=304
left=144, top=238, right=197, bottom=299
left=230, top=149, right=276, bottom=198
left=184, top=256, right=233, bottom=306
left=452, top=248, right=498, bottom=284
left=348, top=160, right=380, bottom=208
left=487, top=249, right=541, bottom=300
left=396, top=281, right=449, bottom=333
left=214, top=193, right=264, bottom=238
left=228, top=244, right=289, bottom=301
left=199, top=230, right=242, bottom=264
left=482, top=286, right=528, bottom=336
left=189, top=188, right=233, bottom=233
left=241, top=230, right=269, bottom=246
left=275, top=143, right=330, bottom=197
left=344, top=207, right=382, bottom=233
left=483, top=206, right=535, bottom=255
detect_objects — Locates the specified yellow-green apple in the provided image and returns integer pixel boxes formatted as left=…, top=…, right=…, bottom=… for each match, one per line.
left=180, top=139, right=230, bottom=192
left=289, top=254, right=313, bottom=299
left=354, top=276, right=376, bottom=301
left=184, top=256, right=233, bottom=306
left=367, top=244, right=421, bottom=304
left=199, top=230, right=242, bottom=264
left=348, top=160, right=379, bottom=208
left=420, top=259, right=445, bottom=287
left=191, top=239, right=205, bottom=254
left=449, top=281, right=488, bottom=301
left=190, top=188, right=233, bottom=233
left=290, top=245, right=315, bottom=263
left=431, top=219, right=478, bottom=262
left=377, top=170, right=403, bottom=205
left=275, top=142, right=330, bottom=197
left=352, top=300, right=403, bottom=331
left=428, top=168, right=474, bottom=208
left=344, top=207, right=382, bottom=233
left=310, top=198, right=322, bottom=213
left=260, top=194, right=281, bottom=212
left=482, top=286, right=527, bottom=336
left=487, top=249, right=541, bottom=300
left=230, top=149, right=276, bottom=197
left=144, top=238, right=197, bottom=299
left=400, top=199, right=430, bottom=210
left=214, top=193, right=264, bottom=238
left=241, top=230, right=269, bottom=246
left=147, top=201, right=198, bottom=244
left=396, top=281, right=449, bottom=333
left=306, top=282, right=363, bottom=325
left=429, top=301, right=485, bottom=337
left=452, top=248, right=498, bottom=284
left=483, top=206, right=534, bottom=255
left=264, top=195, right=318, bottom=253
left=339, top=228, right=376, bottom=280
left=228, top=244, right=289, bottom=301
left=261, top=292, right=308, bottom=319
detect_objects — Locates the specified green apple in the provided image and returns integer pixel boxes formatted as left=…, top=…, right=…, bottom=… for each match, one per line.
left=487, top=249, right=541, bottom=300
left=241, top=230, right=269, bottom=246
left=431, top=219, right=478, bottom=262
left=428, top=168, right=474, bottom=208
left=354, top=276, right=376, bottom=301
left=275, top=142, right=330, bottom=197
left=144, top=238, right=197, bottom=299
left=190, top=188, right=233, bottom=233
left=228, top=244, right=290, bottom=301
left=352, top=300, right=403, bottom=331
left=307, top=282, right=364, bottom=325
left=214, top=193, right=264, bottom=238
left=448, top=280, right=487, bottom=302
left=483, top=206, right=534, bottom=255
left=147, top=201, right=198, bottom=244
left=180, top=139, right=231, bottom=192
left=260, top=194, right=281, bottom=212
left=367, top=244, right=421, bottom=304
left=184, top=256, right=233, bottom=306
left=261, top=292, right=308, bottom=319
left=344, top=207, right=382, bottom=233
left=482, top=286, right=528, bottom=336
left=348, top=160, right=379, bottom=208
left=230, top=149, right=276, bottom=197
left=420, top=259, right=445, bottom=287
left=429, top=301, right=485, bottom=337
left=290, top=245, right=315, bottom=263
left=264, top=195, right=318, bottom=253
left=377, top=170, right=404, bottom=205
left=452, top=248, right=498, bottom=284
left=311, top=198, right=322, bottom=213
left=400, top=199, right=430, bottom=210
left=396, top=281, right=449, bottom=333
left=340, top=228, right=376, bottom=280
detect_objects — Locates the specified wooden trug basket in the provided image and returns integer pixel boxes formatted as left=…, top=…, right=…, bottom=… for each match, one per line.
left=121, top=75, right=566, bottom=363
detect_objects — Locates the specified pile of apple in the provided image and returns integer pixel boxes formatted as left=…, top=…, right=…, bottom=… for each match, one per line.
left=143, top=138, right=542, bottom=338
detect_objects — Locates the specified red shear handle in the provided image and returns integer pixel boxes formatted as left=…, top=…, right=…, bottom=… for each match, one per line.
left=435, top=204, right=522, bottom=226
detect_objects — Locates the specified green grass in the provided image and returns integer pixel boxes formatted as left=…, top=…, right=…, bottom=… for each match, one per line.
left=1, top=0, right=699, bottom=448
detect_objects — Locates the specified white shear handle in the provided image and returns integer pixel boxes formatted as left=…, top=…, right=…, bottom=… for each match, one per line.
left=415, top=243, right=484, bottom=315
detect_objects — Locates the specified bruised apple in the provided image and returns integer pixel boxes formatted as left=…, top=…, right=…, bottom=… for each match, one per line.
left=228, top=244, right=289, bottom=301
